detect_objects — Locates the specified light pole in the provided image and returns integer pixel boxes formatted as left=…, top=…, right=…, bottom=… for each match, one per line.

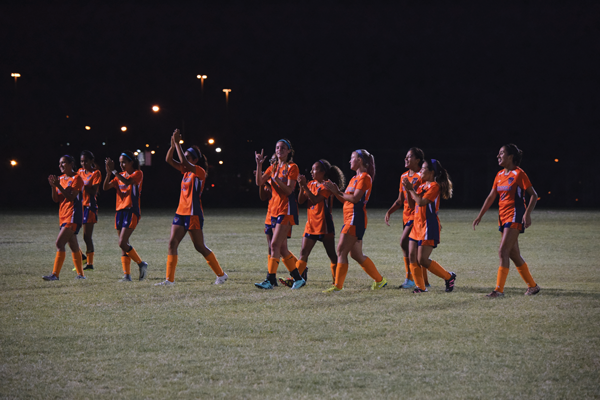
left=223, top=89, right=231, bottom=111
left=196, top=75, right=207, bottom=98
left=11, top=73, right=20, bottom=92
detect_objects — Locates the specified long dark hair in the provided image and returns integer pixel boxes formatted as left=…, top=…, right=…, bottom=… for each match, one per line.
left=356, top=149, right=376, bottom=182
left=80, top=150, right=97, bottom=169
left=121, top=151, right=140, bottom=170
left=317, top=159, right=346, bottom=191
left=425, top=158, right=453, bottom=200
left=189, top=145, right=209, bottom=177
left=503, top=143, right=523, bottom=167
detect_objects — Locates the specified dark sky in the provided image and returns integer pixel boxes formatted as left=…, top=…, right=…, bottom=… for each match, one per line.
left=2, top=1, right=599, bottom=208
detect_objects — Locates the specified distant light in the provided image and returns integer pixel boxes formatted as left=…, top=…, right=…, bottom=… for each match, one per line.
left=197, top=75, right=207, bottom=79
left=10, top=160, right=17, bottom=167
left=85, top=126, right=91, bottom=130
left=223, top=89, right=231, bottom=93
left=208, top=138, right=215, bottom=145
left=219, top=160, right=223, bottom=165
left=121, top=126, right=127, bottom=132
left=575, top=198, right=579, bottom=202
left=548, top=191, right=551, bottom=194
left=102, top=142, right=106, bottom=145
left=136, top=149, right=142, bottom=153
left=11, top=73, right=21, bottom=78
left=554, top=159, right=559, bottom=162
left=211, top=184, right=215, bottom=187
left=66, top=115, right=69, bottom=118
left=179, top=140, right=184, bottom=144
left=145, top=144, right=149, bottom=147
left=152, top=105, right=160, bottom=112
left=66, top=143, right=70, bottom=146
left=215, top=147, right=222, bottom=153
left=134, top=152, right=139, bottom=156
left=151, top=150, right=156, bottom=155
left=537, top=197, right=541, bottom=200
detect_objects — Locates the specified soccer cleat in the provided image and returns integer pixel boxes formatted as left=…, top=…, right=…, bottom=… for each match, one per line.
left=72, top=267, right=77, bottom=271
left=291, top=278, right=306, bottom=290
left=119, top=274, right=132, bottom=282
left=524, top=284, right=541, bottom=296
left=83, top=264, right=94, bottom=270
left=412, top=287, right=428, bottom=293
left=138, top=261, right=148, bottom=281
left=371, top=277, right=388, bottom=290
left=42, top=273, right=59, bottom=281
left=155, top=280, right=175, bottom=286
left=254, top=280, right=274, bottom=290
left=75, top=275, right=86, bottom=280
left=323, top=285, right=343, bottom=294
left=486, top=290, right=504, bottom=298
left=445, top=272, right=457, bottom=292
left=399, top=279, right=415, bottom=289
left=278, top=277, right=294, bottom=288
left=301, top=267, right=308, bottom=282
left=214, top=272, right=228, bottom=285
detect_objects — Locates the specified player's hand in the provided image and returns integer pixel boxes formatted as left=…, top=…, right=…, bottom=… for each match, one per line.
left=384, top=212, right=391, bottom=226
left=255, top=149, right=266, bottom=164
left=297, top=175, right=307, bottom=187
left=472, top=217, right=481, bottom=230
left=172, top=129, right=181, bottom=144
left=402, top=177, right=413, bottom=191
left=48, top=175, right=58, bottom=187
left=523, top=214, right=532, bottom=229
left=323, top=180, right=339, bottom=195
left=105, top=158, right=114, bottom=173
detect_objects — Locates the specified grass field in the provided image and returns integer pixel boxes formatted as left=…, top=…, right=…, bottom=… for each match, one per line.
left=1, top=208, right=599, bottom=399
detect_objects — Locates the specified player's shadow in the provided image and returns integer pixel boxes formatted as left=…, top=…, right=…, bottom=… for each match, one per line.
left=454, top=286, right=600, bottom=299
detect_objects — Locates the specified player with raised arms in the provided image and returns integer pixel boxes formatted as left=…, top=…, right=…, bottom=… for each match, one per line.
left=323, top=149, right=387, bottom=293
left=473, top=144, right=540, bottom=297
left=43, top=155, right=86, bottom=281
left=254, top=139, right=305, bottom=290
left=103, top=150, right=148, bottom=282
left=77, top=150, right=102, bottom=270
left=402, top=158, right=456, bottom=293
left=155, top=130, right=228, bottom=286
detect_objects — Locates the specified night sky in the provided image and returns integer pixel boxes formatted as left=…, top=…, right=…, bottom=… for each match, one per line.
left=2, top=1, right=599, bottom=209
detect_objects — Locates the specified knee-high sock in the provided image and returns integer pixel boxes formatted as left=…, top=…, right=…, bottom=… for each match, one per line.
left=268, top=257, right=280, bottom=274
left=495, top=266, right=509, bottom=292
left=359, top=257, right=383, bottom=282
left=428, top=260, right=451, bottom=280
left=121, top=255, right=131, bottom=275
left=335, top=263, right=349, bottom=289
left=52, top=251, right=66, bottom=277
left=296, top=260, right=307, bottom=275
left=126, top=247, right=142, bottom=264
left=86, top=252, right=94, bottom=265
left=282, top=252, right=298, bottom=272
left=72, top=251, right=84, bottom=276
left=403, top=257, right=412, bottom=280
left=410, top=263, right=426, bottom=290
left=205, top=251, right=224, bottom=277
left=330, top=262, right=337, bottom=283
left=516, top=262, right=536, bottom=288
left=166, top=255, right=177, bottom=282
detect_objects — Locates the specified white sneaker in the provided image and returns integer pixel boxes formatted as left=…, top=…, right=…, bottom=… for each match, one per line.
left=214, top=272, right=228, bottom=285
left=155, top=280, right=174, bottom=286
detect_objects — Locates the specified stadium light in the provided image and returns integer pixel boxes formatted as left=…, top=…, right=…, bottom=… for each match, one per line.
left=208, top=138, right=215, bottom=145
left=85, top=126, right=91, bottom=130
left=121, top=126, right=127, bottom=132
left=10, top=160, right=17, bottom=167
left=152, top=105, right=160, bottom=112
left=215, top=147, right=222, bottom=153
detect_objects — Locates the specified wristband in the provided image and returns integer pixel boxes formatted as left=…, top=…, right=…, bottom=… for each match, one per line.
left=112, top=170, right=118, bottom=176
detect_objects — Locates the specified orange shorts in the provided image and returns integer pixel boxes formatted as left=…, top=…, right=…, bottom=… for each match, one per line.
left=173, top=214, right=203, bottom=231
left=341, top=224, right=365, bottom=240
left=60, top=222, right=81, bottom=234
left=275, top=215, right=296, bottom=226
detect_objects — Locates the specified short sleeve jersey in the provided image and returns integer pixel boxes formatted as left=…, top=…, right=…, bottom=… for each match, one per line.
left=400, top=170, right=422, bottom=224
left=343, top=172, right=372, bottom=229
left=109, top=170, right=143, bottom=216
left=269, top=162, right=299, bottom=218
left=493, top=167, right=532, bottom=225
left=409, top=181, right=441, bottom=242
left=304, top=180, right=333, bottom=235
left=57, top=174, right=83, bottom=225
left=175, top=165, right=206, bottom=217
left=77, top=168, right=102, bottom=209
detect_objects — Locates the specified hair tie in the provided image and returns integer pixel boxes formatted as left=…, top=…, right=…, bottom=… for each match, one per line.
left=278, top=139, right=292, bottom=150
left=187, top=147, right=200, bottom=160
left=121, top=152, right=133, bottom=161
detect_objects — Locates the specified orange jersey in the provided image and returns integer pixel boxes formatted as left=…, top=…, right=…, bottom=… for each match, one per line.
left=342, top=172, right=372, bottom=229
left=304, top=180, right=333, bottom=235
left=56, top=174, right=83, bottom=225
left=400, top=170, right=422, bottom=224
left=77, top=168, right=102, bottom=209
left=409, top=181, right=441, bottom=242
left=175, top=165, right=206, bottom=216
left=109, top=170, right=143, bottom=216
left=267, top=162, right=299, bottom=219
left=264, top=186, right=275, bottom=224
left=493, top=167, right=532, bottom=225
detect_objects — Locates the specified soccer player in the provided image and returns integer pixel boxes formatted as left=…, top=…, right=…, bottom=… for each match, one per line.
left=384, top=147, right=431, bottom=289
left=280, top=159, right=345, bottom=287
left=473, top=144, right=540, bottom=297
left=322, top=149, right=387, bottom=293
left=402, top=158, right=456, bottom=293
left=43, top=155, right=86, bottom=281
left=254, top=139, right=305, bottom=290
left=103, top=150, right=148, bottom=282
left=78, top=150, right=101, bottom=270
left=155, top=130, right=228, bottom=286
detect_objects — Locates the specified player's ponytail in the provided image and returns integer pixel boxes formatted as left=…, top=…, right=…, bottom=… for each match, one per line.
left=188, top=145, right=208, bottom=177
left=356, top=149, right=376, bottom=182
left=428, top=158, right=453, bottom=200
left=318, top=159, right=346, bottom=191
left=503, top=143, right=523, bottom=166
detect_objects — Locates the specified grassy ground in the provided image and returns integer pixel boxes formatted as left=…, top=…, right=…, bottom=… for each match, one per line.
left=1, top=208, right=599, bottom=399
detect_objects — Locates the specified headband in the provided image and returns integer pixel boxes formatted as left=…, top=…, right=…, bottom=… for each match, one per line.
left=187, top=147, right=200, bottom=160
left=355, top=149, right=367, bottom=164
left=277, top=139, right=292, bottom=150
left=121, top=152, right=133, bottom=161
left=62, top=155, right=74, bottom=163
left=431, top=158, right=439, bottom=174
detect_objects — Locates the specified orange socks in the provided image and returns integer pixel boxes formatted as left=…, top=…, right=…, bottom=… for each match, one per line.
left=127, top=247, right=142, bottom=264
left=72, top=251, right=84, bottom=276
left=166, top=255, right=177, bottom=282
left=121, top=255, right=131, bottom=274
left=403, top=257, right=412, bottom=280
left=205, top=251, right=224, bottom=277
left=335, top=263, right=349, bottom=289
left=296, top=260, right=307, bottom=275
left=52, top=251, right=66, bottom=277
left=427, top=260, right=451, bottom=281
left=516, top=262, right=536, bottom=288
left=282, top=252, right=298, bottom=272
left=410, top=263, right=426, bottom=290
left=330, top=262, right=337, bottom=283
left=359, top=257, right=383, bottom=282
left=86, top=252, right=94, bottom=265
left=268, top=257, right=280, bottom=274
left=495, top=266, right=509, bottom=292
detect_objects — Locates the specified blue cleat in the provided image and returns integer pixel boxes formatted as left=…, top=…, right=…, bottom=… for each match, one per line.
left=254, top=280, right=274, bottom=290
left=399, top=279, right=415, bottom=289
left=291, top=278, right=306, bottom=290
